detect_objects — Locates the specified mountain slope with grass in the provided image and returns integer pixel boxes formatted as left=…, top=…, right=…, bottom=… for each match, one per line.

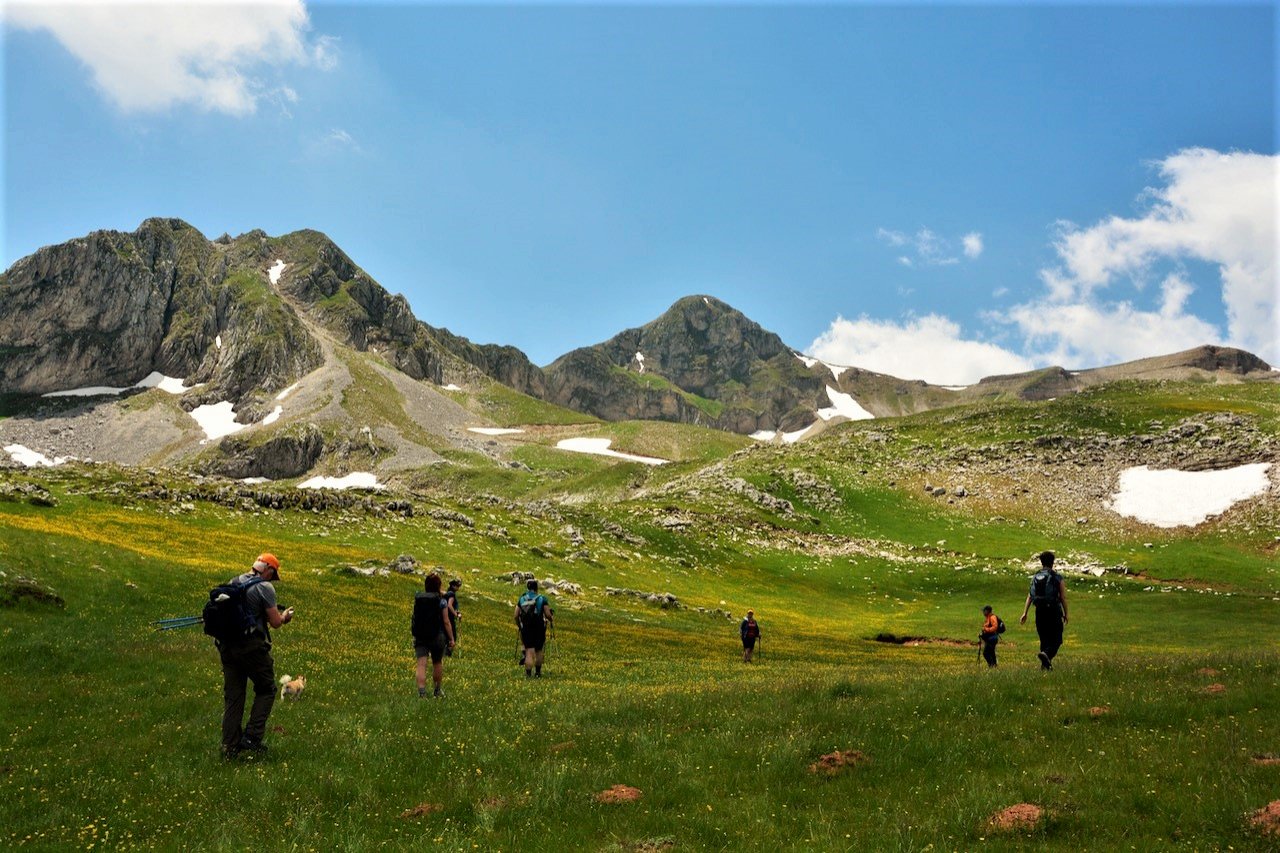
left=2, top=376, right=1277, bottom=850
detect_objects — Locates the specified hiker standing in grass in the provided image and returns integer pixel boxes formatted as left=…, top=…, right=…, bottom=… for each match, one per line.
left=515, top=579, right=553, bottom=678
left=218, top=552, right=294, bottom=759
left=740, top=609, right=761, bottom=662
left=443, top=578, right=461, bottom=656
left=1020, top=550, right=1068, bottom=670
left=979, top=605, right=1000, bottom=668
left=413, top=574, right=455, bottom=698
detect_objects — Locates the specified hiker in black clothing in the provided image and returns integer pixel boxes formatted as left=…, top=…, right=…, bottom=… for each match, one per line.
left=413, top=574, right=455, bottom=698
left=515, top=579, right=553, bottom=678
left=740, top=609, right=761, bottom=662
left=219, top=552, right=294, bottom=759
left=1020, top=551, right=1069, bottom=670
left=443, top=578, right=461, bottom=656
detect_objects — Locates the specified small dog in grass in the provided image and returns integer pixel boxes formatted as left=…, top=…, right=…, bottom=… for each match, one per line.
left=279, top=674, right=306, bottom=700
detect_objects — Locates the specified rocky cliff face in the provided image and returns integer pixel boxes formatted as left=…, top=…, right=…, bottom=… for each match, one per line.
left=0, top=220, right=549, bottom=407
left=0, top=219, right=324, bottom=402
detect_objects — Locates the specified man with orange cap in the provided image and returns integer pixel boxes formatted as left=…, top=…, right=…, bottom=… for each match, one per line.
left=218, top=552, right=294, bottom=759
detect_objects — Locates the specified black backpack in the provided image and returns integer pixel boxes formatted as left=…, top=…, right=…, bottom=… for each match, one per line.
left=996, top=616, right=1007, bottom=634
left=1029, top=570, right=1060, bottom=606
left=203, top=577, right=264, bottom=643
left=412, top=592, right=444, bottom=642
left=518, top=592, right=544, bottom=629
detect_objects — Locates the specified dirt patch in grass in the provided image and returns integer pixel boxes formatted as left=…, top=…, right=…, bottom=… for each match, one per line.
left=1201, top=683, right=1227, bottom=694
left=988, top=803, right=1044, bottom=832
left=1252, top=754, right=1280, bottom=766
left=1089, top=706, right=1110, bottom=718
left=399, top=802, right=443, bottom=818
left=1196, top=667, right=1220, bottom=677
left=1249, top=800, right=1280, bottom=838
left=595, top=785, right=643, bottom=804
left=549, top=740, right=575, bottom=753
left=808, top=749, right=870, bottom=775
left=872, top=633, right=972, bottom=648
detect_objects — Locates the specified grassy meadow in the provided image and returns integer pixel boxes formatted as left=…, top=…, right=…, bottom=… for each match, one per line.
left=2, top=382, right=1278, bottom=851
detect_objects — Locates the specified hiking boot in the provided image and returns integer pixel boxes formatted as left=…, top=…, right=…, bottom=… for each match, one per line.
left=238, top=738, right=268, bottom=756
left=433, top=687, right=444, bottom=698
left=221, top=745, right=241, bottom=761
left=1038, top=652, right=1051, bottom=670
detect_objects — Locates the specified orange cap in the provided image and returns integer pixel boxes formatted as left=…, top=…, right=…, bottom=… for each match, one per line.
left=256, top=553, right=280, bottom=572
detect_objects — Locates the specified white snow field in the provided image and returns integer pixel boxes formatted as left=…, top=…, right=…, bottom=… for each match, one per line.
left=1109, top=463, right=1272, bottom=527
left=816, top=386, right=874, bottom=421
left=752, top=385, right=873, bottom=443
left=4, top=444, right=74, bottom=467
left=268, top=259, right=287, bottom=284
left=297, top=472, right=385, bottom=490
left=467, top=427, right=524, bottom=436
left=42, top=371, right=194, bottom=398
left=555, top=437, right=668, bottom=465
left=190, top=401, right=248, bottom=442
left=794, top=353, right=851, bottom=382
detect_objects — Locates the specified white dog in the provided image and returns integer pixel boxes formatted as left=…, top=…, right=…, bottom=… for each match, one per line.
left=279, top=674, right=306, bottom=700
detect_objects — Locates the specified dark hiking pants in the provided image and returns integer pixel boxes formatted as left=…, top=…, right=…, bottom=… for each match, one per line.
left=981, top=634, right=998, bottom=667
left=220, top=636, right=276, bottom=751
left=1035, top=605, right=1064, bottom=662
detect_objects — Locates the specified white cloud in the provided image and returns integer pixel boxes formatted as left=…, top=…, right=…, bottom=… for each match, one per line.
left=809, top=314, right=1034, bottom=385
left=877, top=226, right=983, bottom=267
left=963, top=232, right=984, bottom=259
left=1024, top=148, right=1277, bottom=363
left=6, top=0, right=334, bottom=115
left=1004, top=274, right=1222, bottom=368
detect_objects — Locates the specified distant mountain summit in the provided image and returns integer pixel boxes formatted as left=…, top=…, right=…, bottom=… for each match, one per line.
left=544, top=295, right=825, bottom=433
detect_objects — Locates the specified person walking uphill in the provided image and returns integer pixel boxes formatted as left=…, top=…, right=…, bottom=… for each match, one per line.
left=413, top=574, right=455, bottom=698
left=740, top=609, right=761, bottom=662
left=515, top=579, right=553, bottom=678
left=1020, top=551, right=1068, bottom=670
left=216, top=552, right=294, bottom=759
left=443, top=578, right=461, bottom=656
left=979, top=605, right=1000, bottom=668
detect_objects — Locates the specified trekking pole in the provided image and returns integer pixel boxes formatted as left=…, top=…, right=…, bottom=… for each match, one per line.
left=154, top=616, right=204, bottom=631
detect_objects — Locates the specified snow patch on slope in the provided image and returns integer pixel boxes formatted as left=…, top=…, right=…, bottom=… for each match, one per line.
left=1109, top=463, right=1271, bottom=527
left=556, top=437, right=667, bottom=465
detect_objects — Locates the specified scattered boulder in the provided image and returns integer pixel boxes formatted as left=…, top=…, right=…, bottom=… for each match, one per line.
left=387, top=554, right=420, bottom=574
left=428, top=508, right=474, bottom=527
left=606, top=587, right=680, bottom=609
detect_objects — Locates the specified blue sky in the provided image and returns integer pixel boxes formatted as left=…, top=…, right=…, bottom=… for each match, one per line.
left=3, top=2, right=1276, bottom=383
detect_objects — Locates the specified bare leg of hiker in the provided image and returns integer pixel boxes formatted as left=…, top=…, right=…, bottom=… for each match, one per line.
left=415, top=655, right=429, bottom=696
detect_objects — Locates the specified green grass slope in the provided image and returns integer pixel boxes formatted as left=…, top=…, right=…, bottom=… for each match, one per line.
left=1, top=380, right=1277, bottom=850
